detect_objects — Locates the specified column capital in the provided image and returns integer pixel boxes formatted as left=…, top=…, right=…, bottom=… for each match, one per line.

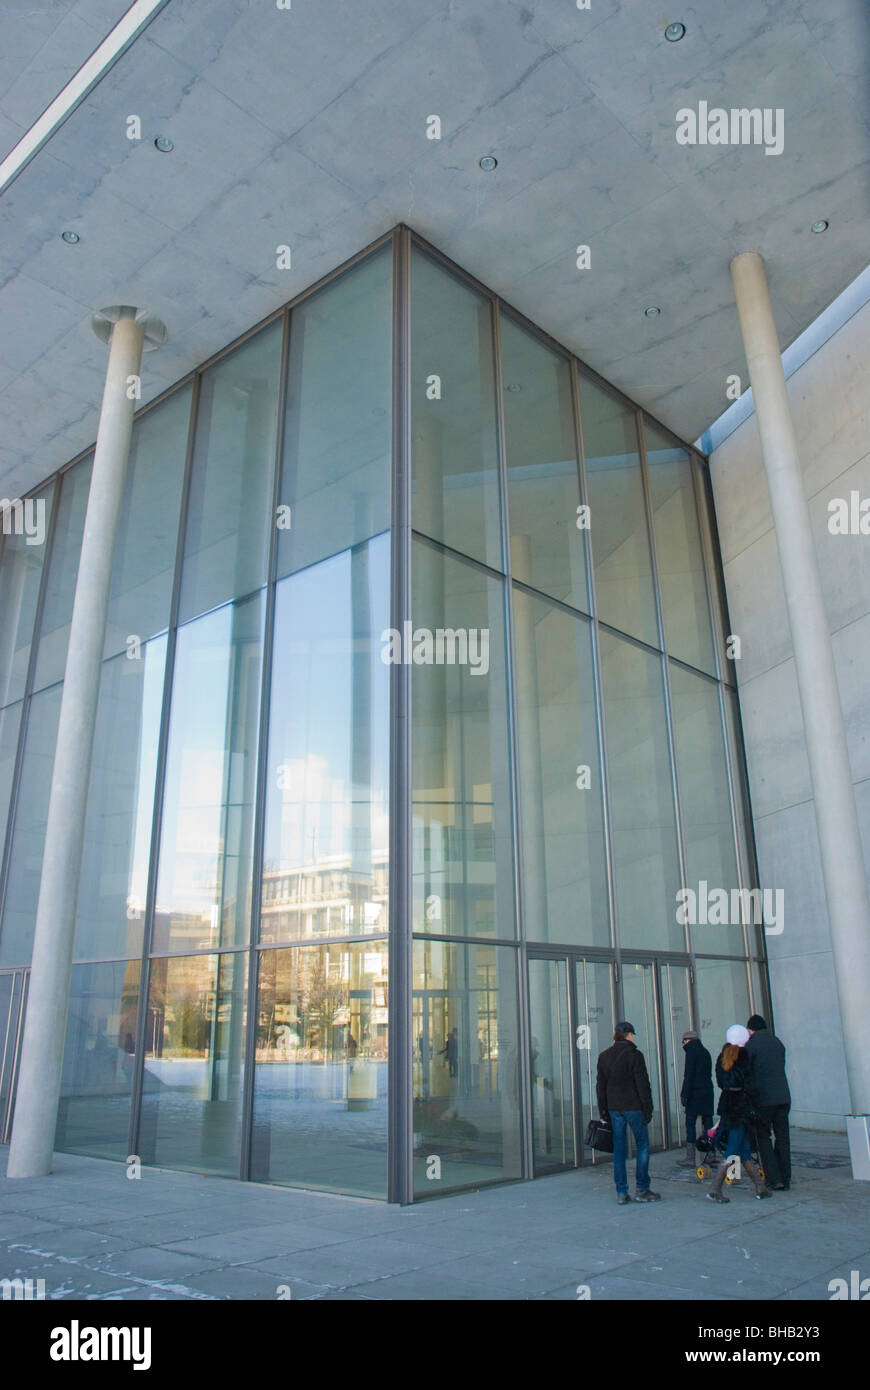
left=91, top=305, right=167, bottom=351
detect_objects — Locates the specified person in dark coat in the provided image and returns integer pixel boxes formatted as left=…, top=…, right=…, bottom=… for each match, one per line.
left=596, top=1022, right=660, bottom=1205
left=679, top=1030, right=713, bottom=1165
left=707, top=1024, right=772, bottom=1203
left=744, top=1014, right=792, bottom=1190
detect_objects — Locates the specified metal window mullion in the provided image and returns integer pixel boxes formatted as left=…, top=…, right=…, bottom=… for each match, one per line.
left=388, top=225, right=413, bottom=1204
left=491, top=301, right=534, bottom=1185
left=570, top=365, right=620, bottom=994
left=127, top=373, right=201, bottom=1162
left=238, top=306, right=292, bottom=1182
left=637, top=412, right=692, bottom=975
left=0, top=481, right=62, bottom=933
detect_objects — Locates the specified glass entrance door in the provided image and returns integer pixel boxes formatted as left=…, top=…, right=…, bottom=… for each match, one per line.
left=527, top=953, right=615, bottom=1173
left=621, top=958, right=693, bottom=1150
left=0, top=969, right=28, bottom=1145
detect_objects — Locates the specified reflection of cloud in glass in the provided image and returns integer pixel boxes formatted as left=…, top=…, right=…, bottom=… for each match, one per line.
left=273, top=752, right=388, bottom=867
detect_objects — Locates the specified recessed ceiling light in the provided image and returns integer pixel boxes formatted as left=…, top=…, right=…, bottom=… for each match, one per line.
left=665, top=22, right=686, bottom=41
left=61, top=230, right=79, bottom=243
left=811, top=219, right=829, bottom=233
left=644, top=305, right=661, bottom=318
left=479, top=155, right=497, bottom=171
left=504, top=382, right=522, bottom=393
left=154, top=135, right=174, bottom=153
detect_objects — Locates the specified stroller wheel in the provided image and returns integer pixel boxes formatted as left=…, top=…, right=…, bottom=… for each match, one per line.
left=758, top=1167, right=765, bottom=1180
left=696, top=1165, right=710, bottom=1180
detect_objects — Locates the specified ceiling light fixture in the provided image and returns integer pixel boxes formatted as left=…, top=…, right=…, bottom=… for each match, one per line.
left=154, top=135, right=174, bottom=152
left=0, top=0, right=172, bottom=197
left=811, top=219, right=829, bottom=234
left=504, top=383, right=522, bottom=393
left=61, top=230, right=80, bottom=243
left=664, top=22, right=686, bottom=42
left=479, top=155, right=498, bottom=171
left=644, top=305, right=661, bottom=318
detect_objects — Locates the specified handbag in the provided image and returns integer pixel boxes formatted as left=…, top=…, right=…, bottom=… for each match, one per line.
left=585, top=1116, right=613, bottom=1152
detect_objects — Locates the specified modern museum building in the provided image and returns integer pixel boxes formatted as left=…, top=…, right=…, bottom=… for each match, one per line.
left=0, top=228, right=772, bottom=1202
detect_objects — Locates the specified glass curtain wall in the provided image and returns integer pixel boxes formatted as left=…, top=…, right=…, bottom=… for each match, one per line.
left=0, top=229, right=764, bottom=1200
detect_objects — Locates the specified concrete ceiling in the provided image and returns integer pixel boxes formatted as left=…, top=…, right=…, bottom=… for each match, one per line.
left=0, top=0, right=868, bottom=498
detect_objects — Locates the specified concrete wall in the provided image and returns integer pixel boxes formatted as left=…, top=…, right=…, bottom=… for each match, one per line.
left=709, top=296, right=870, bottom=1133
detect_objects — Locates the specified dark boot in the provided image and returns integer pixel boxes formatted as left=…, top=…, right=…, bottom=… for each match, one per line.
left=680, top=1141, right=696, bottom=1166
left=745, top=1159, right=772, bottom=1199
left=706, top=1160, right=730, bottom=1203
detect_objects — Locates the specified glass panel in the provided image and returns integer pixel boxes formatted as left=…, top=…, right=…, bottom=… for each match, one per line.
left=514, top=590, right=608, bottom=947
left=501, top=314, right=588, bottom=612
left=261, top=536, right=389, bottom=943
left=620, top=962, right=664, bottom=1149
left=0, top=685, right=61, bottom=966
left=579, top=373, right=658, bottom=645
left=575, top=958, right=615, bottom=1164
left=33, top=458, right=92, bottom=692
left=277, top=247, right=392, bottom=580
left=411, top=251, right=502, bottom=570
left=251, top=941, right=388, bottom=1197
left=140, top=952, right=248, bottom=1177
left=599, top=631, right=683, bottom=951
left=153, top=594, right=264, bottom=954
left=670, top=665, right=743, bottom=955
left=0, top=483, right=53, bottom=707
left=660, top=963, right=692, bottom=1147
left=55, top=960, right=141, bottom=1160
left=695, top=957, right=751, bottom=1066
left=73, top=638, right=167, bottom=961
left=645, top=422, right=715, bottom=673
left=179, top=322, right=282, bottom=623
left=0, top=701, right=22, bottom=858
left=0, top=972, right=25, bottom=1143
left=723, top=688, right=765, bottom=955
left=528, top=957, right=573, bottom=1170
left=103, top=387, right=190, bottom=659
left=412, top=542, right=515, bottom=939
left=413, top=940, right=521, bottom=1195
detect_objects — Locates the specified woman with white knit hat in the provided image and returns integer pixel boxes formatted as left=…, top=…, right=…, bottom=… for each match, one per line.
left=707, top=1023, right=772, bottom=1203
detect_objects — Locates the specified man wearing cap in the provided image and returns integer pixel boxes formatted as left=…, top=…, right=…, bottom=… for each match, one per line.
left=744, top=1014, right=792, bottom=1190
left=596, top=1022, right=660, bottom=1204
left=679, top=1029, right=714, bottom=1167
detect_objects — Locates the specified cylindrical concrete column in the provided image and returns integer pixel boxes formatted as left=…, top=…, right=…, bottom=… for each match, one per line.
left=8, top=306, right=163, bottom=1178
left=730, top=251, right=870, bottom=1118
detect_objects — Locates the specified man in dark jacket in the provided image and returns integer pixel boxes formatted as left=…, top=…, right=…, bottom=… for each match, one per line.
left=744, top=1014, right=791, bottom=1190
left=680, top=1030, right=714, bottom=1165
left=596, top=1022, right=660, bottom=1204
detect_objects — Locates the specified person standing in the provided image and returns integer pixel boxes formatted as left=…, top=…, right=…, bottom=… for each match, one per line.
left=596, top=1022, right=661, bottom=1205
left=680, top=1029, right=713, bottom=1166
left=707, top=1024, right=772, bottom=1203
left=745, top=1014, right=792, bottom=1190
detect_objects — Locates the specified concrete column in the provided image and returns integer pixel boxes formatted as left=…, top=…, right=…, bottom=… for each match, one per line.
left=730, top=251, right=870, bottom=1122
left=8, top=306, right=164, bottom=1177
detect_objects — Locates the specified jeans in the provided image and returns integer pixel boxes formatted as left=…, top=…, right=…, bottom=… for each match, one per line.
left=755, top=1103, right=791, bottom=1186
left=722, top=1122, right=752, bottom=1163
left=609, top=1109, right=650, bottom=1195
left=685, top=1109, right=713, bottom=1146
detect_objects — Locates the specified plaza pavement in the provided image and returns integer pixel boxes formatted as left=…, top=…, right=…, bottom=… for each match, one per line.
left=1, top=1130, right=867, bottom=1301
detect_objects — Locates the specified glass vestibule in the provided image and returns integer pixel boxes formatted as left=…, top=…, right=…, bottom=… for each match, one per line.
left=621, top=958, right=693, bottom=1151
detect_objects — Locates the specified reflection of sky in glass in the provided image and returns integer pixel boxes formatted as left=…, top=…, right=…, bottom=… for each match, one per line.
left=264, top=533, right=390, bottom=875
left=155, top=601, right=260, bottom=922
left=126, top=636, right=167, bottom=917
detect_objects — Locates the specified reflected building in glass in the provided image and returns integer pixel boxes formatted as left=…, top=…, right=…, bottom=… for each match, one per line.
left=0, top=229, right=767, bottom=1201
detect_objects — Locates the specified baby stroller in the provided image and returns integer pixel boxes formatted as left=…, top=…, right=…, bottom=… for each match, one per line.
left=694, top=1120, right=765, bottom=1187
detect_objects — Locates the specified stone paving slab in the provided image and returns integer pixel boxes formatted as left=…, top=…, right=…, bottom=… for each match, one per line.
left=1, top=1131, right=868, bottom=1301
